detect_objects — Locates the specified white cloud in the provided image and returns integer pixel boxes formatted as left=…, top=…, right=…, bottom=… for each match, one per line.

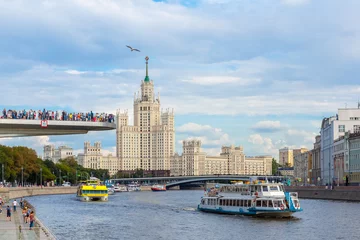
left=183, top=76, right=261, bottom=85
left=248, top=134, right=277, bottom=156
left=177, top=122, right=232, bottom=148
left=65, top=70, right=86, bottom=75
left=0, top=136, right=66, bottom=156
left=252, top=121, right=281, bottom=132
left=177, top=122, right=221, bottom=133
left=286, top=129, right=316, bottom=144
left=281, top=0, right=311, bottom=6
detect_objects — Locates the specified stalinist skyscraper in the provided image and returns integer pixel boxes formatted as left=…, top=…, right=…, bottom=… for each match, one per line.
left=116, top=56, right=175, bottom=173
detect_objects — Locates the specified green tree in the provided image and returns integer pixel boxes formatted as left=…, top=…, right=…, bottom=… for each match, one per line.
left=272, top=158, right=279, bottom=175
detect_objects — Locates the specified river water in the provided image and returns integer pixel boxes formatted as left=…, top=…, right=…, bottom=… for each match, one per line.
left=28, top=190, right=359, bottom=240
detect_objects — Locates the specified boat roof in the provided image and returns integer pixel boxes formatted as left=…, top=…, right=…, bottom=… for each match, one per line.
left=81, top=185, right=108, bottom=190
left=217, top=183, right=284, bottom=187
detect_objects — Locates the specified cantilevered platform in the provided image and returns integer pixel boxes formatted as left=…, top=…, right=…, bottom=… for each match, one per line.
left=0, top=119, right=116, bottom=138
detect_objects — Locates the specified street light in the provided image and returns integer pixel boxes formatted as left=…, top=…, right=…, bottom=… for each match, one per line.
left=59, top=169, right=62, bottom=186
left=21, top=166, right=24, bottom=187
left=1, top=163, right=4, bottom=184
left=40, top=168, right=42, bottom=187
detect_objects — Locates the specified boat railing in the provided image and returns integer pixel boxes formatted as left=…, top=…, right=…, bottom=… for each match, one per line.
left=289, top=192, right=298, bottom=198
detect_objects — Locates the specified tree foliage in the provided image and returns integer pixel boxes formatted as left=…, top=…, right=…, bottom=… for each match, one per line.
left=272, top=158, right=280, bottom=175
left=0, top=145, right=109, bottom=185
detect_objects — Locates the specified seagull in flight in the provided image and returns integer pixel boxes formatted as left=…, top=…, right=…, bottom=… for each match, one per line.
left=126, top=45, right=140, bottom=52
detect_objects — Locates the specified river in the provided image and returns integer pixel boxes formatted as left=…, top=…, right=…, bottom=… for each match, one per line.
left=27, top=190, right=359, bottom=240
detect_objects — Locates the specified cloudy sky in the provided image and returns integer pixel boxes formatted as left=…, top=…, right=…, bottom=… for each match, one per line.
left=1, top=0, right=359, bottom=159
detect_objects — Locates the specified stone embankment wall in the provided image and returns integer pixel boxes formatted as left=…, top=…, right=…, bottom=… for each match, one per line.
left=285, top=186, right=360, bottom=201
left=0, top=187, right=77, bottom=201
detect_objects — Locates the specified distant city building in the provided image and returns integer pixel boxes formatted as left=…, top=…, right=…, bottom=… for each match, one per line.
left=293, top=148, right=308, bottom=158
left=116, top=56, right=175, bottom=174
left=277, top=167, right=294, bottom=177
left=349, top=132, right=360, bottom=184
left=311, top=135, right=321, bottom=185
left=43, top=145, right=73, bottom=163
left=279, top=147, right=307, bottom=167
left=77, top=141, right=118, bottom=176
left=279, top=147, right=294, bottom=167
left=171, top=140, right=272, bottom=176
left=320, top=107, right=360, bottom=185
left=293, top=151, right=312, bottom=184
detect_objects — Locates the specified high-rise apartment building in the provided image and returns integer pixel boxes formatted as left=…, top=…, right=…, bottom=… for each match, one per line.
left=116, top=56, right=175, bottom=172
left=279, top=148, right=294, bottom=167
left=171, top=140, right=272, bottom=176
left=43, top=145, right=73, bottom=163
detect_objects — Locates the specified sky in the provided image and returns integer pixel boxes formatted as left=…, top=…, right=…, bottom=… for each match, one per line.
left=0, top=0, right=360, bottom=159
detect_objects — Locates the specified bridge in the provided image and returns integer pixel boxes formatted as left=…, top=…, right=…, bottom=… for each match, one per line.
left=0, top=119, right=116, bottom=138
left=110, top=175, right=290, bottom=189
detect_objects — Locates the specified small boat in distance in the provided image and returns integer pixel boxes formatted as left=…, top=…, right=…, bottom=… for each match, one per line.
left=76, top=177, right=108, bottom=202
left=151, top=185, right=166, bottom=191
left=114, top=185, right=128, bottom=192
left=127, top=184, right=141, bottom=192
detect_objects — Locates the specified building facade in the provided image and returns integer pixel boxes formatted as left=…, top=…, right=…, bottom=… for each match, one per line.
left=293, top=148, right=308, bottom=158
left=311, top=135, right=321, bottom=185
left=349, top=132, right=360, bottom=184
left=320, top=108, right=360, bottom=185
left=294, top=151, right=312, bottom=184
left=171, top=140, right=272, bottom=176
left=77, top=141, right=118, bottom=176
left=279, top=148, right=294, bottom=167
left=116, top=56, right=175, bottom=173
left=43, top=145, right=73, bottom=163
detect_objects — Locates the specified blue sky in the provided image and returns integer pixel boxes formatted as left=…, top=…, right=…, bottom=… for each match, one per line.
left=1, top=0, right=360, bottom=159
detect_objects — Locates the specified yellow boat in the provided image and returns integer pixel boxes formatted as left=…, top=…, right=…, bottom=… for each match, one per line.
left=76, top=177, right=108, bottom=202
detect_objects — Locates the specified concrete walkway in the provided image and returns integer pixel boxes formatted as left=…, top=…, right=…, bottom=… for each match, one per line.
left=0, top=202, right=43, bottom=240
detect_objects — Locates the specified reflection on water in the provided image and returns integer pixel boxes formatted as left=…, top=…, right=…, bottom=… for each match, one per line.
left=28, top=190, right=360, bottom=240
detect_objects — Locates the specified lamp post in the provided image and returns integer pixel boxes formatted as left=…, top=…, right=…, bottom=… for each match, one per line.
left=1, top=163, right=4, bottom=184
left=59, top=169, right=62, bottom=186
left=21, top=166, right=24, bottom=187
left=40, top=168, right=42, bottom=187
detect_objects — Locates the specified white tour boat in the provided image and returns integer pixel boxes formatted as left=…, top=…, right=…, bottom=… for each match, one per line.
left=127, top=184, right=141, bottom=192
left=198, top=182, right=302, bottom=218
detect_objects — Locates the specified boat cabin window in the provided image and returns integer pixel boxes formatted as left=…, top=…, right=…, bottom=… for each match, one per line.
left=262, top=186, right=268, bottom=192
left=201, top=199, right=205, bottom=204
left=269, top=186, right=279, bottom=191
left=256, top=200, right=262, bottom=207
left=268, top=200, right=273, bottom=207
left=273, top=200, right=282, bottom=207
left=208, top=199, right=216, bottom=205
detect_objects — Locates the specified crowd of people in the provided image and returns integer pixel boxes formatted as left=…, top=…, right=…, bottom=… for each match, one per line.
left=1, top=108, right=115, bottom=123
left=0, top=198, right=36, bottom=230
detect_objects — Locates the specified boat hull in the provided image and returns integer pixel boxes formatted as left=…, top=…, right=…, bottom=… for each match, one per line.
left=77, top=195, right=108, bottom=202
left=151, top=188, right=166, bottom=191
left=197, top=206, right=295, bottom=218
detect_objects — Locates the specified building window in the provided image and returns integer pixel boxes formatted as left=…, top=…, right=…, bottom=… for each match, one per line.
left=354, top=125, right=360, bottom=133
left=339, top=125, right=345, bottom=133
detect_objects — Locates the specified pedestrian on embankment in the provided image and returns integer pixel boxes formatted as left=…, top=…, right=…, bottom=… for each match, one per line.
left=6, top=205, right=11, bottom=221
left=13, top=199, right=17, bottom=212
left=29, top=211, right=35, bottom=230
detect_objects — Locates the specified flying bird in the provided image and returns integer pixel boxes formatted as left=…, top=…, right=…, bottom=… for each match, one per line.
left=126, top=45, right=140, bottom=52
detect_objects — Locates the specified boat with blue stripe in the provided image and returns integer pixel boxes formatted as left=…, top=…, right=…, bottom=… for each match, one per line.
left=198, top=182, right=302, bottom=218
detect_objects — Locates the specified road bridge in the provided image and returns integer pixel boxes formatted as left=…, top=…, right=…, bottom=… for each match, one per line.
left=0, top=119, right=116, bottom=138
left=110, top=175, right=289, bottom=189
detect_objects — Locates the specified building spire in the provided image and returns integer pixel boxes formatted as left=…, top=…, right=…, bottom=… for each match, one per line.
left=144, top=56, right=150, bottom=82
